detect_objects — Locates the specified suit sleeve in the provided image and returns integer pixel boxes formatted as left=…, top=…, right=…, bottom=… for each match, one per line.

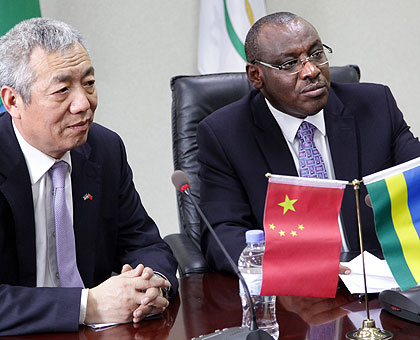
left=0, top=285, right=81, bottom=336
left=197, top=120, right=255, bottom=273
left=112, top=136, right=178, bottom=296
left=384, top=85, right=420, bottom=163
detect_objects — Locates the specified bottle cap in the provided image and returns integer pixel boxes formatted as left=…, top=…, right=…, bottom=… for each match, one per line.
left=245, top=230, right=264, bottom=243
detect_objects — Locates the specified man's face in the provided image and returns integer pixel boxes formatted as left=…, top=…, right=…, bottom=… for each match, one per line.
left=13, top=42, right=97, bottom=158
left=247, top=19, right=330, bottom=118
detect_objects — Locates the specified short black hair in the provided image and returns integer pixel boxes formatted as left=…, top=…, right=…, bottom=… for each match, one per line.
left=245, top=12, right=298, bottom=63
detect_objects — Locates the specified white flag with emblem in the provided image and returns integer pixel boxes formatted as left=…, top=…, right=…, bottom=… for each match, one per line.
left=198, top=0, right=266, bottom=74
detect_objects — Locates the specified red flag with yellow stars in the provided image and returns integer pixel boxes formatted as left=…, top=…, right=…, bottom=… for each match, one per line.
left=261, top=174, right=347, bottom=298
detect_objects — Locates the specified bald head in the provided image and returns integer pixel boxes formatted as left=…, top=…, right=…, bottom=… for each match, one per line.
left=245, top=12, right=319, bottom=63
left=244, top=12, right=330, bottom=118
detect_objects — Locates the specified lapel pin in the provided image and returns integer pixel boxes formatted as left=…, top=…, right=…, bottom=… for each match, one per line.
left=83, top=193, right=93, bottom=201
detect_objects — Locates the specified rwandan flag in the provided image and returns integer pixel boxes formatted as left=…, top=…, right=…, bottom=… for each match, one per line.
left=364, top=156, right=420, bottom=291
left=0, top=0, right=41, bottom=107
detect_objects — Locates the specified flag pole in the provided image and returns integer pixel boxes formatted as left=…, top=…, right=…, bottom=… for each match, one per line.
left=346, top=179, right=393, bottom=340
left=353, top=179, right=370, bottom=320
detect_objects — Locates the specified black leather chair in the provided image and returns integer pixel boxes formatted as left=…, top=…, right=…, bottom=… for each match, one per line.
left=164, top=65, right=361, bottom=277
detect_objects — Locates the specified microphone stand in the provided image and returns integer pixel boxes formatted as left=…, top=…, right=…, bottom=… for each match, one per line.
left=345, top=179, right=393, bottom=340
left=175, top=175, right=272, bottom=340
left=183, top=187, right=259, bottom=330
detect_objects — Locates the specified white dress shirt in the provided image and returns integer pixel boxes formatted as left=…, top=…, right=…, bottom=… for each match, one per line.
left=265, top=99, right=349, bottom=252
left=13, top=122, right=88, bottom=323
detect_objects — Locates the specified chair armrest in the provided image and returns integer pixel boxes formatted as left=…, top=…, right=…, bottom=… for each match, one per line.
left=164, top=233, right=210, bottom=277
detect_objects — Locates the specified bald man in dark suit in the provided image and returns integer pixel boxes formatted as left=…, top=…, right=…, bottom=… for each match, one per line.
left=197, top=12, right=420, bottom=272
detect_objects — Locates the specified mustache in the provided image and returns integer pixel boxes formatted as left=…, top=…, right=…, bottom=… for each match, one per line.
left=300, top=79, right=329, bottom=93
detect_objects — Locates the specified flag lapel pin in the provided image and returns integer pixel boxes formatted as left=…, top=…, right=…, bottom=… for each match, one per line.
left=83, top=193, right=93, bottom=201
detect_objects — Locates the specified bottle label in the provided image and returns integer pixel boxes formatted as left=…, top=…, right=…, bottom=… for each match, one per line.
left=239, top=273, right=262, bottom=296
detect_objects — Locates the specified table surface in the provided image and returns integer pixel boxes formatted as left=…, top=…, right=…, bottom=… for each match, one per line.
left=3, top=272, right=420, bottom=340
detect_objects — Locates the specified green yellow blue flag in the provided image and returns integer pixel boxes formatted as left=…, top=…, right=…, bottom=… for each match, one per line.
left=364, top=156, right=420, bottom=291
left=0, top=0, right=41, bottom=108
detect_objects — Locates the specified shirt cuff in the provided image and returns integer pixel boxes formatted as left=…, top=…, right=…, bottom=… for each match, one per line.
left=79, top=288, right=89, bottom=324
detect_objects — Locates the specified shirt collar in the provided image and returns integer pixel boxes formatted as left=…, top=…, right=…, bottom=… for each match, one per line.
left=265, top=98, right=326, bottom=143
left=13, top=121, right=72, bottom=185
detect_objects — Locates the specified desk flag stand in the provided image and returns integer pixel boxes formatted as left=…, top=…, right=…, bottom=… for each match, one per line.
left=345, top=179, right=393, bottom=340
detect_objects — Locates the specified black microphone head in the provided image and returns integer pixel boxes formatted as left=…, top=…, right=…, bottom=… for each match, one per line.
left=171, top=170, right=190, bottom=192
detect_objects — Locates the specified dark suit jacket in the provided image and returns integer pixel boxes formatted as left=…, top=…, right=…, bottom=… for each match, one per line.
left=197, top=82, right=420, bottom=273
left=0, top=113, right=178, bottom=335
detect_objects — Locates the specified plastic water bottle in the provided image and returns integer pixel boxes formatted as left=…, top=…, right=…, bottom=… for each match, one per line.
left=238, top=230, right=279, bottom=339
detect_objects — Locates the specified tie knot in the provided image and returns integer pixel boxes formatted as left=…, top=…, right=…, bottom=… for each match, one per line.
left=49, top=161, right=68, bottom=188
left=296, top=121, right=316, bottom=142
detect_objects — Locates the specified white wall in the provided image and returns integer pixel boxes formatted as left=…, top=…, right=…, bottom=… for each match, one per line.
left=39, top=0, right=420, bottom=237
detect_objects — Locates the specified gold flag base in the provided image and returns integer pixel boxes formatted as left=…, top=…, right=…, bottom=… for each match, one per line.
left=346, top=319, right=393, bottom=339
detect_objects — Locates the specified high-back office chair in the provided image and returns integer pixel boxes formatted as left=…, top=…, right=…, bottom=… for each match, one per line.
left=164, top=66, right=361, bottom=277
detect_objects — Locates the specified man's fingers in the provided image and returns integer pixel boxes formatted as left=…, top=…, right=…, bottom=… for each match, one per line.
left=121, top=264, right=133, bottom=274
left=150, top=275, right=170, bottom=287
left=134, top=276, right=169, bottom=290
left=141, top=267, right=154, bottom=280
left=142, top=294, right=169, bottom=308
left=140, top=287, right=160, bottom=305
left=339, top=264, right=351, bottom=275
left=120, top=264, right=144, bottom=278
left=132, top=305, right=152, bottom=322
left=132, top=303, right=167, bottom=322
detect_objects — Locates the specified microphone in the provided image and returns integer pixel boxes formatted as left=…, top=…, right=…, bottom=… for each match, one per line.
left=171, top=170, right=272, bottom=340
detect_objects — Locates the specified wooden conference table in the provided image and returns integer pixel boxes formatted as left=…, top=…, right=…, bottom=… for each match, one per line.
left=3, top=272, right=420, bottom=340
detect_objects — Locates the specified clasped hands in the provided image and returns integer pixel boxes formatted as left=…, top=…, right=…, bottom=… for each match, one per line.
left=84, top=264, right=171, bottom=324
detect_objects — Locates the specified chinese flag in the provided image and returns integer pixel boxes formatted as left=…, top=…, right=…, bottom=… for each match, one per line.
left=261, top=175, right=347, bottom=298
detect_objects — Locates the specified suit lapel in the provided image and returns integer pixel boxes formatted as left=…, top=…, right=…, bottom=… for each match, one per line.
left=0, top=113, right=104, bottom=287
left=0, top=113, right=37, bottom=286
left=250, top=88, right=360, bottom=180
left=324, top=86, right=360, bottom=249
left=70, top=144, right=102, bottom=287
left=324, top=87, right=359, bottom=181
left=251, top=91, right=297, bottom=176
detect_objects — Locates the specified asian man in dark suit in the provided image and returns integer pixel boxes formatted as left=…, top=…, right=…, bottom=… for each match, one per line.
left=0, top=18, right=178, bottom=335
left=197, top=12, right=420, bottom=273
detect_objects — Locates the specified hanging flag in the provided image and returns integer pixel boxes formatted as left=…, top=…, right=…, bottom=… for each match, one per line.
left=0, top=0, right=41, bottom=36
left=261, top=174, right=347, bottom=298
left=363, top=156, right=420, bottom=291
left=0, top=0, right=41, bottom=107
left=197, top=0, right=266, bottom=74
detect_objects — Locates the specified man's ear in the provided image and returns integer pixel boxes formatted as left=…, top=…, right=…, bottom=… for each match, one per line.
left=1, top=86, right=22, bottom=118
left=246, top=63, right=264, bottom=90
